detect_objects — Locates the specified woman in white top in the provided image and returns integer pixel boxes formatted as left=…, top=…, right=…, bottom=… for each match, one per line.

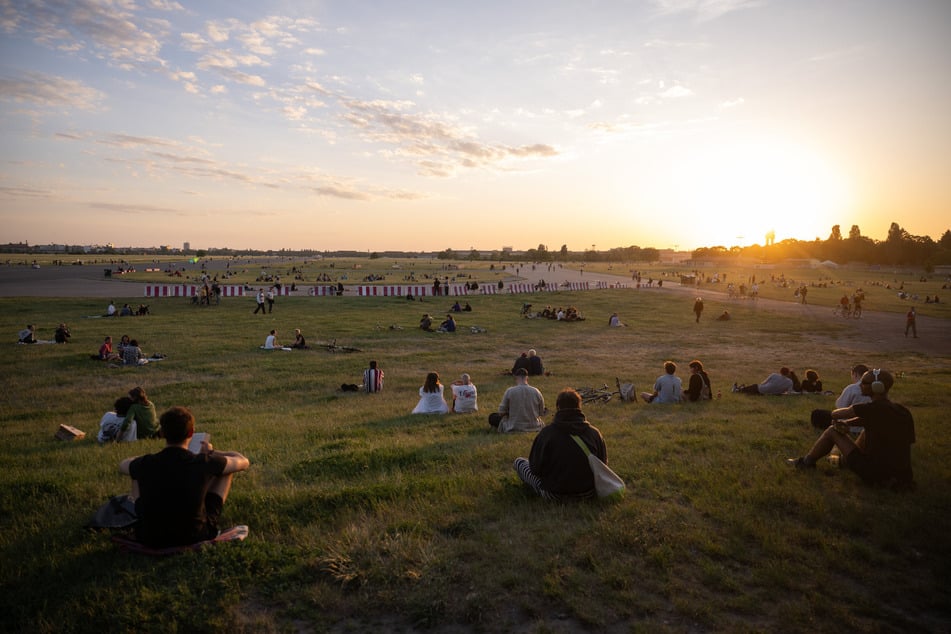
left=412, top=372, right=450, bottom=414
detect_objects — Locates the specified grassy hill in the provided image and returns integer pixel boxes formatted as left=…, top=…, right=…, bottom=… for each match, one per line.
left=1, top=281, right=949, bottom=632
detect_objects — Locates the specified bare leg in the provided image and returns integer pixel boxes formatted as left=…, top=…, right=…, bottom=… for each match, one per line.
left=805, top=426, right=858, bottom=463
left=208, top=472, right=236, bottom=503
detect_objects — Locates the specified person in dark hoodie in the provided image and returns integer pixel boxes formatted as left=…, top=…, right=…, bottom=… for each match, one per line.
left=513, top=388, right=607, bottom=500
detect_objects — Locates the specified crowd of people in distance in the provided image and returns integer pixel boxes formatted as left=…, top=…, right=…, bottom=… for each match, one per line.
left=521, top=303, right=585, bottom=321
left=105, top=300, right=150, bottom=317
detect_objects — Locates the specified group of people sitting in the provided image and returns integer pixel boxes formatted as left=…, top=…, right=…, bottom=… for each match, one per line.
left=261, top=328, right=308, bottom=350
left=106, top=301, right=150, bottom=317
left=410, top=372, right=479, bottom=414
left=734, top=367, right=829, bottom=395
left=17, top=323, right=71, bottom=344
left=96, top=334, right=153, bottom=365
left=638, top=360, right=714, bottom=404
left=102, top=359, right=915, bottom=551
left=522, top=304, right=585, bottom=321
left=96, top=386, right=159, bottom=443
left=419, top=313, right=458, bottom=332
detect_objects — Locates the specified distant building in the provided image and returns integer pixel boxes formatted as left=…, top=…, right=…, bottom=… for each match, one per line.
left=183, top=242, right=190, bottom=252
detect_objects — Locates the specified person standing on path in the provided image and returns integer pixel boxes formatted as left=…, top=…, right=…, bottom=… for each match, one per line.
left=905, top=307, right=917, bottom=338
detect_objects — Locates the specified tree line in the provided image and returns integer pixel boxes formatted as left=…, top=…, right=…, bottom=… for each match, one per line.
left=691, top=223, right=951, bottom=270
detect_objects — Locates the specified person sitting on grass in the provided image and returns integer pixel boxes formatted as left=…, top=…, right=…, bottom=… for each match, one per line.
left=800, top=369, right=824, bottom=393
left=97, top=336, right=120, bottom=361
left=419, top=313, right=434, bottom=332
left=54, top=323, right=71, bottom=343
left=438, top=314, right=457, bottom=332
left=263, top=330, right=280, bottom=349
left=735, top=367, right=793, bottom=395
left=608, top=312, right=626, bottom=327
left=122, top=339, right=148, bottom=366
left=119, top=406, right=250, bottom=548
left=683, top=360, right=713, bottom=402
left=527, top=349, right=545, bottom=376
left=126, top=386, right=159, bottom=439
left=513, top=388, right=607, bottom=500
left=411, top=372, right=450, bottom=414
left=787, top=370, right=915, bottom=491
left=450, top=373, right=478, bottom=413
left=810, top=364, right=870, bottom=429
left=489, top=368, right=545, bottom=432
left=641, top=361, right=683, bottom=404
left=98, top=396, right=136, bottom=443
left=290, top=328, right=308, bottom=349
left=18, top=324, right=37, bottom=344
left=363, top=360, right=384, bottom=393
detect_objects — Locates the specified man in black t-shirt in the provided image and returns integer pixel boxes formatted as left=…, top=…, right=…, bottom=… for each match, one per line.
left=786, top=369, right=915, bottom=490
left=119, top=407, right=250, bottom=547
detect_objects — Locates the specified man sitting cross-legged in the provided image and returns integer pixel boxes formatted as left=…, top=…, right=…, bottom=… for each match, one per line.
left=119, top=406, right=249, bottom=548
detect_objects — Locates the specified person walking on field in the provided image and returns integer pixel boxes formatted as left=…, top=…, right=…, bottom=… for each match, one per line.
left=905, top=307, right=917, bottom=338
left=253, top=289, right=266, bottom=314
left=693, top=297, right=704, bottom=323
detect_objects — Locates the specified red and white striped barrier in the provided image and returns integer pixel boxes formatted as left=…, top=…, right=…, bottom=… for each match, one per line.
left=145, top=280, right=612, bottom=298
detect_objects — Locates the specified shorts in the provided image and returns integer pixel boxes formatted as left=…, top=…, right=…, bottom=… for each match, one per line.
left=200, top=492, right=224, bottom=539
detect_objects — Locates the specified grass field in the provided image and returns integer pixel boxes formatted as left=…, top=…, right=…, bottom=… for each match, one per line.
left=1, top=269, right=950, bottom=632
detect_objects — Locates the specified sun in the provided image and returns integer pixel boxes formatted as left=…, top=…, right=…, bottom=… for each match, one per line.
left=680, top=139, right=852, bottom=247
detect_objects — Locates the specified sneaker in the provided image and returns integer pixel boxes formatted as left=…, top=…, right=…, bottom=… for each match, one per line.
left=785, top=457, right=815, bottom=470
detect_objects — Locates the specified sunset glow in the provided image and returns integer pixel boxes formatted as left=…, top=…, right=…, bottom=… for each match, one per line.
left=1, top=1, right=948, bottom=252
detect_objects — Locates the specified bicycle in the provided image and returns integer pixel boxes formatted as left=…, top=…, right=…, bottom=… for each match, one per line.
left=576, top=384, right=616, bottom=404
left=313, top=338, right=362, bottom=353
left=576, top=378, right=634, bottom=404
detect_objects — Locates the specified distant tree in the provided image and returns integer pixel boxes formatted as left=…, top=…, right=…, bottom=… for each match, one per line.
left=940, top=230, right=951, bottom=250
left=467, top=248, right=481, bottom=261
left=828, top=225, right=842, bottom=241
left=560, top=244, right=568, bottom=261
left=848, top=225, right=862, bottom=240
left=196, top=250, right=207, bottom=259
left=369, top=252, right=380, bottom=259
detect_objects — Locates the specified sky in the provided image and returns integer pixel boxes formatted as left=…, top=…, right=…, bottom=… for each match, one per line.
left=1, top=0, right=949, bottom=253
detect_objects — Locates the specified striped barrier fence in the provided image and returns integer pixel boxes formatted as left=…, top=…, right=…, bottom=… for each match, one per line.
left=144, top=280, right=616, bottom=298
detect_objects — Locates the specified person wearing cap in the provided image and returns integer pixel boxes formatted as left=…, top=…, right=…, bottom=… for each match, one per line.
left=787, top=369, right=916, bottom=490
left=489, top=368, right=545, bottom=432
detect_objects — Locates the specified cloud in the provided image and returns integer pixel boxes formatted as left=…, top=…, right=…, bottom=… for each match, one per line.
left=719, top=97, right=745, bottom=108
left=15, top=0, right=166, bottom=65
left=651, top=0, right=763, bottom=21
left=342, top=99, right=558, bottom=176
left=86, top=201, right=182, bottom=214
left=0, top=185, right=53, bottom=198
left=0, top=72, right=106, bottom=110
left=659, top=85, right=694, bottom=98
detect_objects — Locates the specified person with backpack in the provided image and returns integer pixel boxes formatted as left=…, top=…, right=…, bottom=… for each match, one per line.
left=683, top=360, right=713, bottom=402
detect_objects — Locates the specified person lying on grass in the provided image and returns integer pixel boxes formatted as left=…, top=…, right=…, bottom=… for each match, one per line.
left=119, top=406, right=250, bottom=548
